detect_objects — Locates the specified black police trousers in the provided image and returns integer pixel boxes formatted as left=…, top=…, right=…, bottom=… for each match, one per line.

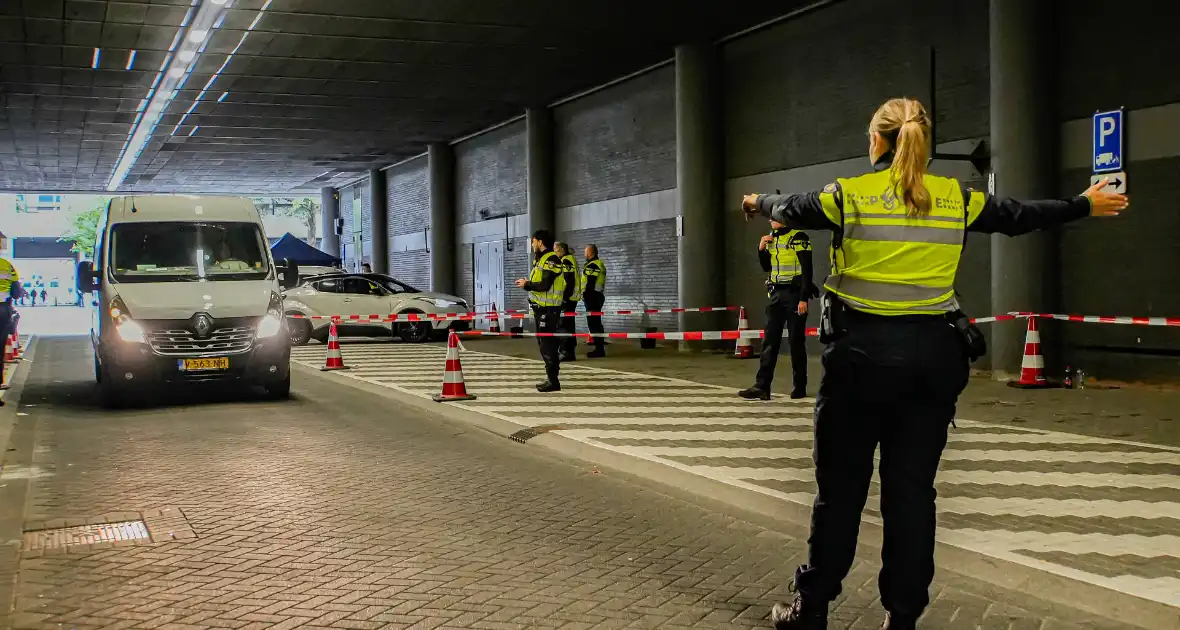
left=559, top=300, right=578, bottom=359
left=583, top=291, right=606, bottom=352
left=794, top=311, right=969, bottom=619
left=533, top=304, right=562, bottom=384
left=755, top=286, right=808, bottom=392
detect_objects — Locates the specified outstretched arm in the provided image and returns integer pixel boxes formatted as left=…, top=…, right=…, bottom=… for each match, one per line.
left=744, top=185, right=843, bottom=232
left=965, top=177, right=1129, bottom=235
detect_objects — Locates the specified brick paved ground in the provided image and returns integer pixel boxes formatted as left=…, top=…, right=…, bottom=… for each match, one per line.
left=0, top=338, right=1150, bottom=629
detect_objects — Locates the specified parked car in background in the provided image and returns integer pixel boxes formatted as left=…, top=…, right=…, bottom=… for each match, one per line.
left=282, top=272, right=469, bottom=345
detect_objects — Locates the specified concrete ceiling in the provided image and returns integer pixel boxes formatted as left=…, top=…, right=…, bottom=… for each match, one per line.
left=0, top=0, right=808, bottom=195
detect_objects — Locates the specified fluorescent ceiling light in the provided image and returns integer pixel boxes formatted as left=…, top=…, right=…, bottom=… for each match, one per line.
left=168, top=66, right=186, bottom=78
left=211, top=0, right=228, bottom=4
left=217, top=91, right=229, bottom=102
left=189, top=29, right=209, bottom=43
left=178, top=49, right=196, bottom=62
left=126, top=50, right=137, bottom=70
left=91, top=48, right=101, bottom=69
left=188, top=126, right=200, bottom=137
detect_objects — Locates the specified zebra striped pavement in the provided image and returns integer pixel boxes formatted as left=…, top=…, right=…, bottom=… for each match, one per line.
left=292, top=340, right=1180, bottom=611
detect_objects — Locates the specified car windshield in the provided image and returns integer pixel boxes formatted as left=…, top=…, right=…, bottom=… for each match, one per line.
left=375, top=275, right=418, bottom=293
left=110, top=222, right=270, bottom=283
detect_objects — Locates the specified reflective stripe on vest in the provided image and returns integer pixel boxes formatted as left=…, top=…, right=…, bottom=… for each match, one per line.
left=562, top=254, right=584, bottom=302
left=824, top=170, right=966, bottom=316
left=0, top=260, right=13, bottom=293
left=584, top=259, right=606, bottom=293
left=529, top=251, right=566, bottom=307
left=769, top=230, right=802, bottom=284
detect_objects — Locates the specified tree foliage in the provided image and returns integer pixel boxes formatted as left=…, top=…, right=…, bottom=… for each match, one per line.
left=254, top=197, right=320, bottom=243
left=58, top=198, right=108, bottom=258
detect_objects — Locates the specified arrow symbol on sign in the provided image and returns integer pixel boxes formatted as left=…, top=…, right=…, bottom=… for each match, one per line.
left=1111, top=178, right=1123, bottom=188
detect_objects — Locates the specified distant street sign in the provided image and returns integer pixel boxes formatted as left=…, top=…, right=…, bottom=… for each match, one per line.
left=1092, top=109, right=1124, bottom=173
left=1090, top=171, right=1127, bottom=194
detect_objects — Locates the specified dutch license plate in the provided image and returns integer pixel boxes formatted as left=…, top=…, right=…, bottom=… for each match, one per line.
left=178, top=357, right=230, bottom=372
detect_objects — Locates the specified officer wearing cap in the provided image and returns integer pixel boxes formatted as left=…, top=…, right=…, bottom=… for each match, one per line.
left=582, top=244, right=607, bottom=358
left=514, top=229, right=566, bottom=392
left=554, top=242, right=583, bottom=362
left=742, top=97, right=1129, bottom=630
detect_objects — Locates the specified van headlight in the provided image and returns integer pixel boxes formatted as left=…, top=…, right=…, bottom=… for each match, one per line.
left=109, top=296, right=146, bottom=343
left=256, top=292, right=286, bottom=338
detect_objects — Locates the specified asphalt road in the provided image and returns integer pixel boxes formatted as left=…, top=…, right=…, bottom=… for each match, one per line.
left=0, top=337, right=1143, bottom=629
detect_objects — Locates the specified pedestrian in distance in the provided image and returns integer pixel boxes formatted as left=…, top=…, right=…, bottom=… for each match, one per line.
left=742, top=97, right=1129, bottom=630
left=514, top=229, right=567, bottom=392
left=582, top=244, right=607, bottom=358
left=738, top=219, right=817, bottom=400
left=554, top=242, right=583, bottom=362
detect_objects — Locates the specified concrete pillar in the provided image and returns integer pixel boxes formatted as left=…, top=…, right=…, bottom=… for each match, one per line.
left=428, top=143, right=455, bottom=294
left=320, top=186, right=339, bottom=257
left=368, top=170, right=388, bottom=273
left=526, top=107, right=555, bottom=239
left=675, top=43, right=725, bottom=342
left=989, top=0, right=1058, bottom=380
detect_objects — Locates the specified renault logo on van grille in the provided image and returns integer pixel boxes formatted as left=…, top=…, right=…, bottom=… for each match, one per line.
left=193, top=314, right=213, bottom=339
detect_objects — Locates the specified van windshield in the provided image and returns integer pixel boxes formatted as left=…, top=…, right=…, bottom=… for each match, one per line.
left=109, top=222, right=270, bottom=283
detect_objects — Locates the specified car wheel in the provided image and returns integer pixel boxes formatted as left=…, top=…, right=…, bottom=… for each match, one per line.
left=99, top=367, right=124, bottom=409
left=265, top=373, right=292, bottom=400
left=288, top=317, right=312, bottom=346
left=398, top=316, right=432, bottom=344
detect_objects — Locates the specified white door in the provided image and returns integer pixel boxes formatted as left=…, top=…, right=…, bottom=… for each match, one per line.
left=474, top=241, right=505, bottom=329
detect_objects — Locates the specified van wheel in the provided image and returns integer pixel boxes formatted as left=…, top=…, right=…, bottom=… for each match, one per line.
left=265, top=374, right=291, bottom=400
left=94, top=355, right=102, bottom=384
left=99, top=369, right=124, bottom=409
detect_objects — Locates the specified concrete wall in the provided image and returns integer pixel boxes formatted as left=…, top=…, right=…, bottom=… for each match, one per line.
left=553, top=65, right=680, bottom=330
left=386, top=157, right=430, bottom=289
left=332, top=0, right=1180, bottom=380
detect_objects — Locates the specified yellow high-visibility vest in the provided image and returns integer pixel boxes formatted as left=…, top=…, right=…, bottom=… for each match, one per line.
left=561, top=254, right=584, bottom=302
left=0, top=258, right=17, bottom=296
left=768, top=230, right=809, bottom=284
left=819, top=170, right=985, bottom=316
left=583, top=258, right=606, bottom=293
left=528, top=251, right=566, bottom=307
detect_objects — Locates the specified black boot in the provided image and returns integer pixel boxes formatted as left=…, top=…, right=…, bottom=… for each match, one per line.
left=790, top=387, right=807, bottom=399
left=880, top=612, right=917, bottom=630
left=738, top=386, right=771, bottom=401
left=536, top=381, right=561, bottom=393
left=770, top=596, right=827, bottom=629
left=586, top=348, right=606, bottom=358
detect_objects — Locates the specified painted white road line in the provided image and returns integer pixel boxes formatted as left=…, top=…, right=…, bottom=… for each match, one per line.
left=554, top=416, right=815, bottom=426
left=937, top=497, right=1180, bottom=520
left=940, top=529, right=1180, bottom=558
left=474, top=406, right=813, bottom=417
left=688, top=466, right=1180, bottom=490
left=469, top=396, right=815, bottom=405
left=607, top=445, right=1180, bottom=465
left=356, top=374, right=676, bottom=382
left=563, top=429, right=1140, bottom=448
left=361, top=379, right=709, bottom=390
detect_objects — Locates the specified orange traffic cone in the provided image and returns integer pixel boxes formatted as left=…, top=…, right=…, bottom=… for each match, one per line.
left=730, top=306, right=754, bottom=359
left=1007, top=317, right=1050, bottom=389
left=11, top=326, right=22, bottom=361
left=432, top=330, right=477, bottom=402
left=3, top=334, right=14, bottom=365
left=489, top=301, right=501, bottom=334
left=320, top=321, right=350, bottom=371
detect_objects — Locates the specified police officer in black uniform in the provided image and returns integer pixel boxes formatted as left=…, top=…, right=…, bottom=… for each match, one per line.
left=514, top=229, right=567, bottom=393
left=741, top=97, right=1129, bottom=630
left=739, top=220, right=816, bottom=400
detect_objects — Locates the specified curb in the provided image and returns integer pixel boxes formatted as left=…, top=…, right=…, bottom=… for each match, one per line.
left=0, top=336, right=38, bottom=622
left=292, top=361, right=1178, bottom=630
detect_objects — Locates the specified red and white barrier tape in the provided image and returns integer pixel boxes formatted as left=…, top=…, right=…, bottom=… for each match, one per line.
left=460, top=329, right=788, bottom=341
left=288, top=305, right=740, bottom=323
left=1009, top=312, right=1180, bottom=327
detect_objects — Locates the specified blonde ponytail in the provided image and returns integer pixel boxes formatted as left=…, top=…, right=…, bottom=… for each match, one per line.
left=869, top=98, right=932, bottom=217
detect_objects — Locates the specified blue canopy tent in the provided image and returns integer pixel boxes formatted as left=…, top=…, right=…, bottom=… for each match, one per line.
left=268, top=233, right=339, bottom=266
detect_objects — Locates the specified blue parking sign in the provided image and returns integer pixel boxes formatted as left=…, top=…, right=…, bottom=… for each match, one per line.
left=1092, top=110, right=1123, bottom=173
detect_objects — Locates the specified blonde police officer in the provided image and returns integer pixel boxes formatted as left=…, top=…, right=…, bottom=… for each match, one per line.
left=742, top=97, right=1129, bottom=630
left=514, top=229, right=566, bottom=392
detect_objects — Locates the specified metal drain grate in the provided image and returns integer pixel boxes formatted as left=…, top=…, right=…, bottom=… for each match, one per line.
left=508, top=425, right=561, bottom=443
left=23, top=521, right=150, bottom=551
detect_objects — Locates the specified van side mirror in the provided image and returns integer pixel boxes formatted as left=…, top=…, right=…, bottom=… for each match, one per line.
left=278, top=258, right=300, bottom=290
left=76, top=261, right=96, bottom=294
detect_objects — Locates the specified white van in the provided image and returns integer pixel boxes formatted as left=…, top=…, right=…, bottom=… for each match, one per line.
left=76, top=196, right=299, bottom=407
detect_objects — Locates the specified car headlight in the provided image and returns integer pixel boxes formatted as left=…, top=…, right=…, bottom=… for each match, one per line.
left=256, top=292, right=285, bottom=338
left=109, top=296, right=146, bottom=343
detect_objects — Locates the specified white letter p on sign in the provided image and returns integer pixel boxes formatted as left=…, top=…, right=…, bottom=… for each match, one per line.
left=1100, top=117, right=1116, bottom=147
